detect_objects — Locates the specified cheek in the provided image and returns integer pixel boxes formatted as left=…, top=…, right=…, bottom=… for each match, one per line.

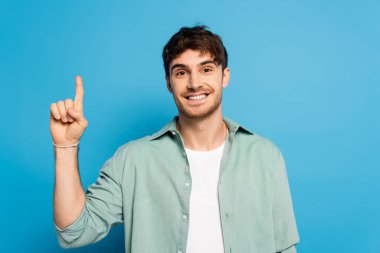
left=169, top=84, right=182, bottom=96
left=171, top=79, right=187, bottom=91
left=213, top=76, right=224, bottom=88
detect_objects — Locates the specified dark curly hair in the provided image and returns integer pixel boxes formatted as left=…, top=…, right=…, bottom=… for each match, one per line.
left=162, top=25, right=228, bottom=77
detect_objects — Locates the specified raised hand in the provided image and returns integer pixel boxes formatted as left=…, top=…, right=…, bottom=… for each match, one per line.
left=50, top=76, right=88, bottom=146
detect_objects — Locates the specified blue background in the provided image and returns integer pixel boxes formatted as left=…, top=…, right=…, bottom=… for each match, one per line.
left=0, top=0, right=379, bottom=252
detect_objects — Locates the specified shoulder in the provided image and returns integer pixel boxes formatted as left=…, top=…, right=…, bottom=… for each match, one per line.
left=225, top=117, right=282, bottom=157
left=114, top=135, right=154, bottom=158
left=233, top=129, right=285, bottom=177
left=238, top=135, right=287, bottom=187
left=235, top=128, right=282, bottom=157
left=106, top=135, right=156, bottom=182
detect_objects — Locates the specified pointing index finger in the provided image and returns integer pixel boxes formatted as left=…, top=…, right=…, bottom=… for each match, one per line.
left=74, top=75, right=84, bottom=111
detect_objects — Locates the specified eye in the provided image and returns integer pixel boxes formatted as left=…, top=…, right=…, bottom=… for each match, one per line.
left=202, top=67, right=213, bottom=73
left=175, top=70, right=187, bottom=77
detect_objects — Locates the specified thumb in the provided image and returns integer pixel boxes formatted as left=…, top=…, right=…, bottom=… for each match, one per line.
left=67, top=108, right=85, bottom=123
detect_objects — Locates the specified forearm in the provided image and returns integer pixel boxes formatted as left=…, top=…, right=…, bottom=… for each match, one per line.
left=54, top=147, right=86, bottom=229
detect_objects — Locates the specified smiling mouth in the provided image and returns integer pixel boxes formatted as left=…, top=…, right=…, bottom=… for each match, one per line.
left=186, top=94, right=208, bottom=100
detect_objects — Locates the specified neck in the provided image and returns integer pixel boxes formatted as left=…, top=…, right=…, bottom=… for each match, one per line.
left=177, top=107, right=227, bottom=151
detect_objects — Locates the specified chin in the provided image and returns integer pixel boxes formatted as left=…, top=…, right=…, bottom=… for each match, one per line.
left=181, top=112, right=210, bottom=120
left=179, top=105, right=222, bottom=120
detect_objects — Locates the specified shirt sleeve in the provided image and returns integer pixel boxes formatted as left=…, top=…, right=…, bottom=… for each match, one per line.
left=55, top=145, right=126, bottom=248
left=272, top=151, right=300, bottom=252
left=278, top=245, right=297, bottom=253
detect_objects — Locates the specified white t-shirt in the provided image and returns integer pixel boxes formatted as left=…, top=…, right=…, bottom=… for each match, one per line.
left=185, top=141, right=225, bottom=253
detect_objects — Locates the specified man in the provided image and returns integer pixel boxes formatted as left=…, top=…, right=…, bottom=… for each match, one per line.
left=50, top=25, right=300, bottom=253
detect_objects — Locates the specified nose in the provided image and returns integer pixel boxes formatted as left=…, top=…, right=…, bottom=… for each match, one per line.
left=187, top=72, right=202, bottom=90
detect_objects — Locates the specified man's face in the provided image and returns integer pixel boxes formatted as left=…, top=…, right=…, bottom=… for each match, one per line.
left=166, top=49, right=230, bottom=120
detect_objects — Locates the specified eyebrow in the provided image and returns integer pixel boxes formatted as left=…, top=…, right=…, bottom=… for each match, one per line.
left=170, top=60, right=218, bottom=73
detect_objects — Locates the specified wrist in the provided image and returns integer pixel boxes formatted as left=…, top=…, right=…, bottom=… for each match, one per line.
left=53, top=140, right=80, bottom=148
left=54, top=144, right=79, bottom=159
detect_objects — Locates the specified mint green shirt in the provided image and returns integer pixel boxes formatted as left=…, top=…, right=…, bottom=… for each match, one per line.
left=55, top=117, right=300, bottom=253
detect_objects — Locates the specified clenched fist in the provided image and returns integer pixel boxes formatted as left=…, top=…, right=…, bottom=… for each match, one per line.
left=50, top=76, right=88, bottom=146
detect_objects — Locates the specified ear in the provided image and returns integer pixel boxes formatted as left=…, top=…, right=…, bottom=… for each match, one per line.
left=166, top=76, right=173, bottom=94
left=222, top=67, right=230, bottom=88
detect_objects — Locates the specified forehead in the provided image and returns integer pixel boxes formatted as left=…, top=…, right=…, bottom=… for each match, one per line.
left=170, top=49, right=215, bottom=66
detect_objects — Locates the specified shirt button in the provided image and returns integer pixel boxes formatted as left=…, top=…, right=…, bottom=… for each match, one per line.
left=185, top=182, right=190, bottom=187
left=178, top=251, right=183, bottom=253
left=171, top=131, right=176, bottom=135
left=182, top=214, right=187, bottom=220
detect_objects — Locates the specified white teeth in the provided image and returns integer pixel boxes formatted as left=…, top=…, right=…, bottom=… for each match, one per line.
left=188, top=94, right=207, bottom=100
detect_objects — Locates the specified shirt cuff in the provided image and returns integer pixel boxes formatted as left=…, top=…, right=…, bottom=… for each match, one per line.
left=280, top=245, right=297, bottom=253
left=54, top=205, right=87, bottom=245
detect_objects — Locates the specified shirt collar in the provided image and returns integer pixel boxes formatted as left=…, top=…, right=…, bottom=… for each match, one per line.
left=149, top=116, right=254, bottom=141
